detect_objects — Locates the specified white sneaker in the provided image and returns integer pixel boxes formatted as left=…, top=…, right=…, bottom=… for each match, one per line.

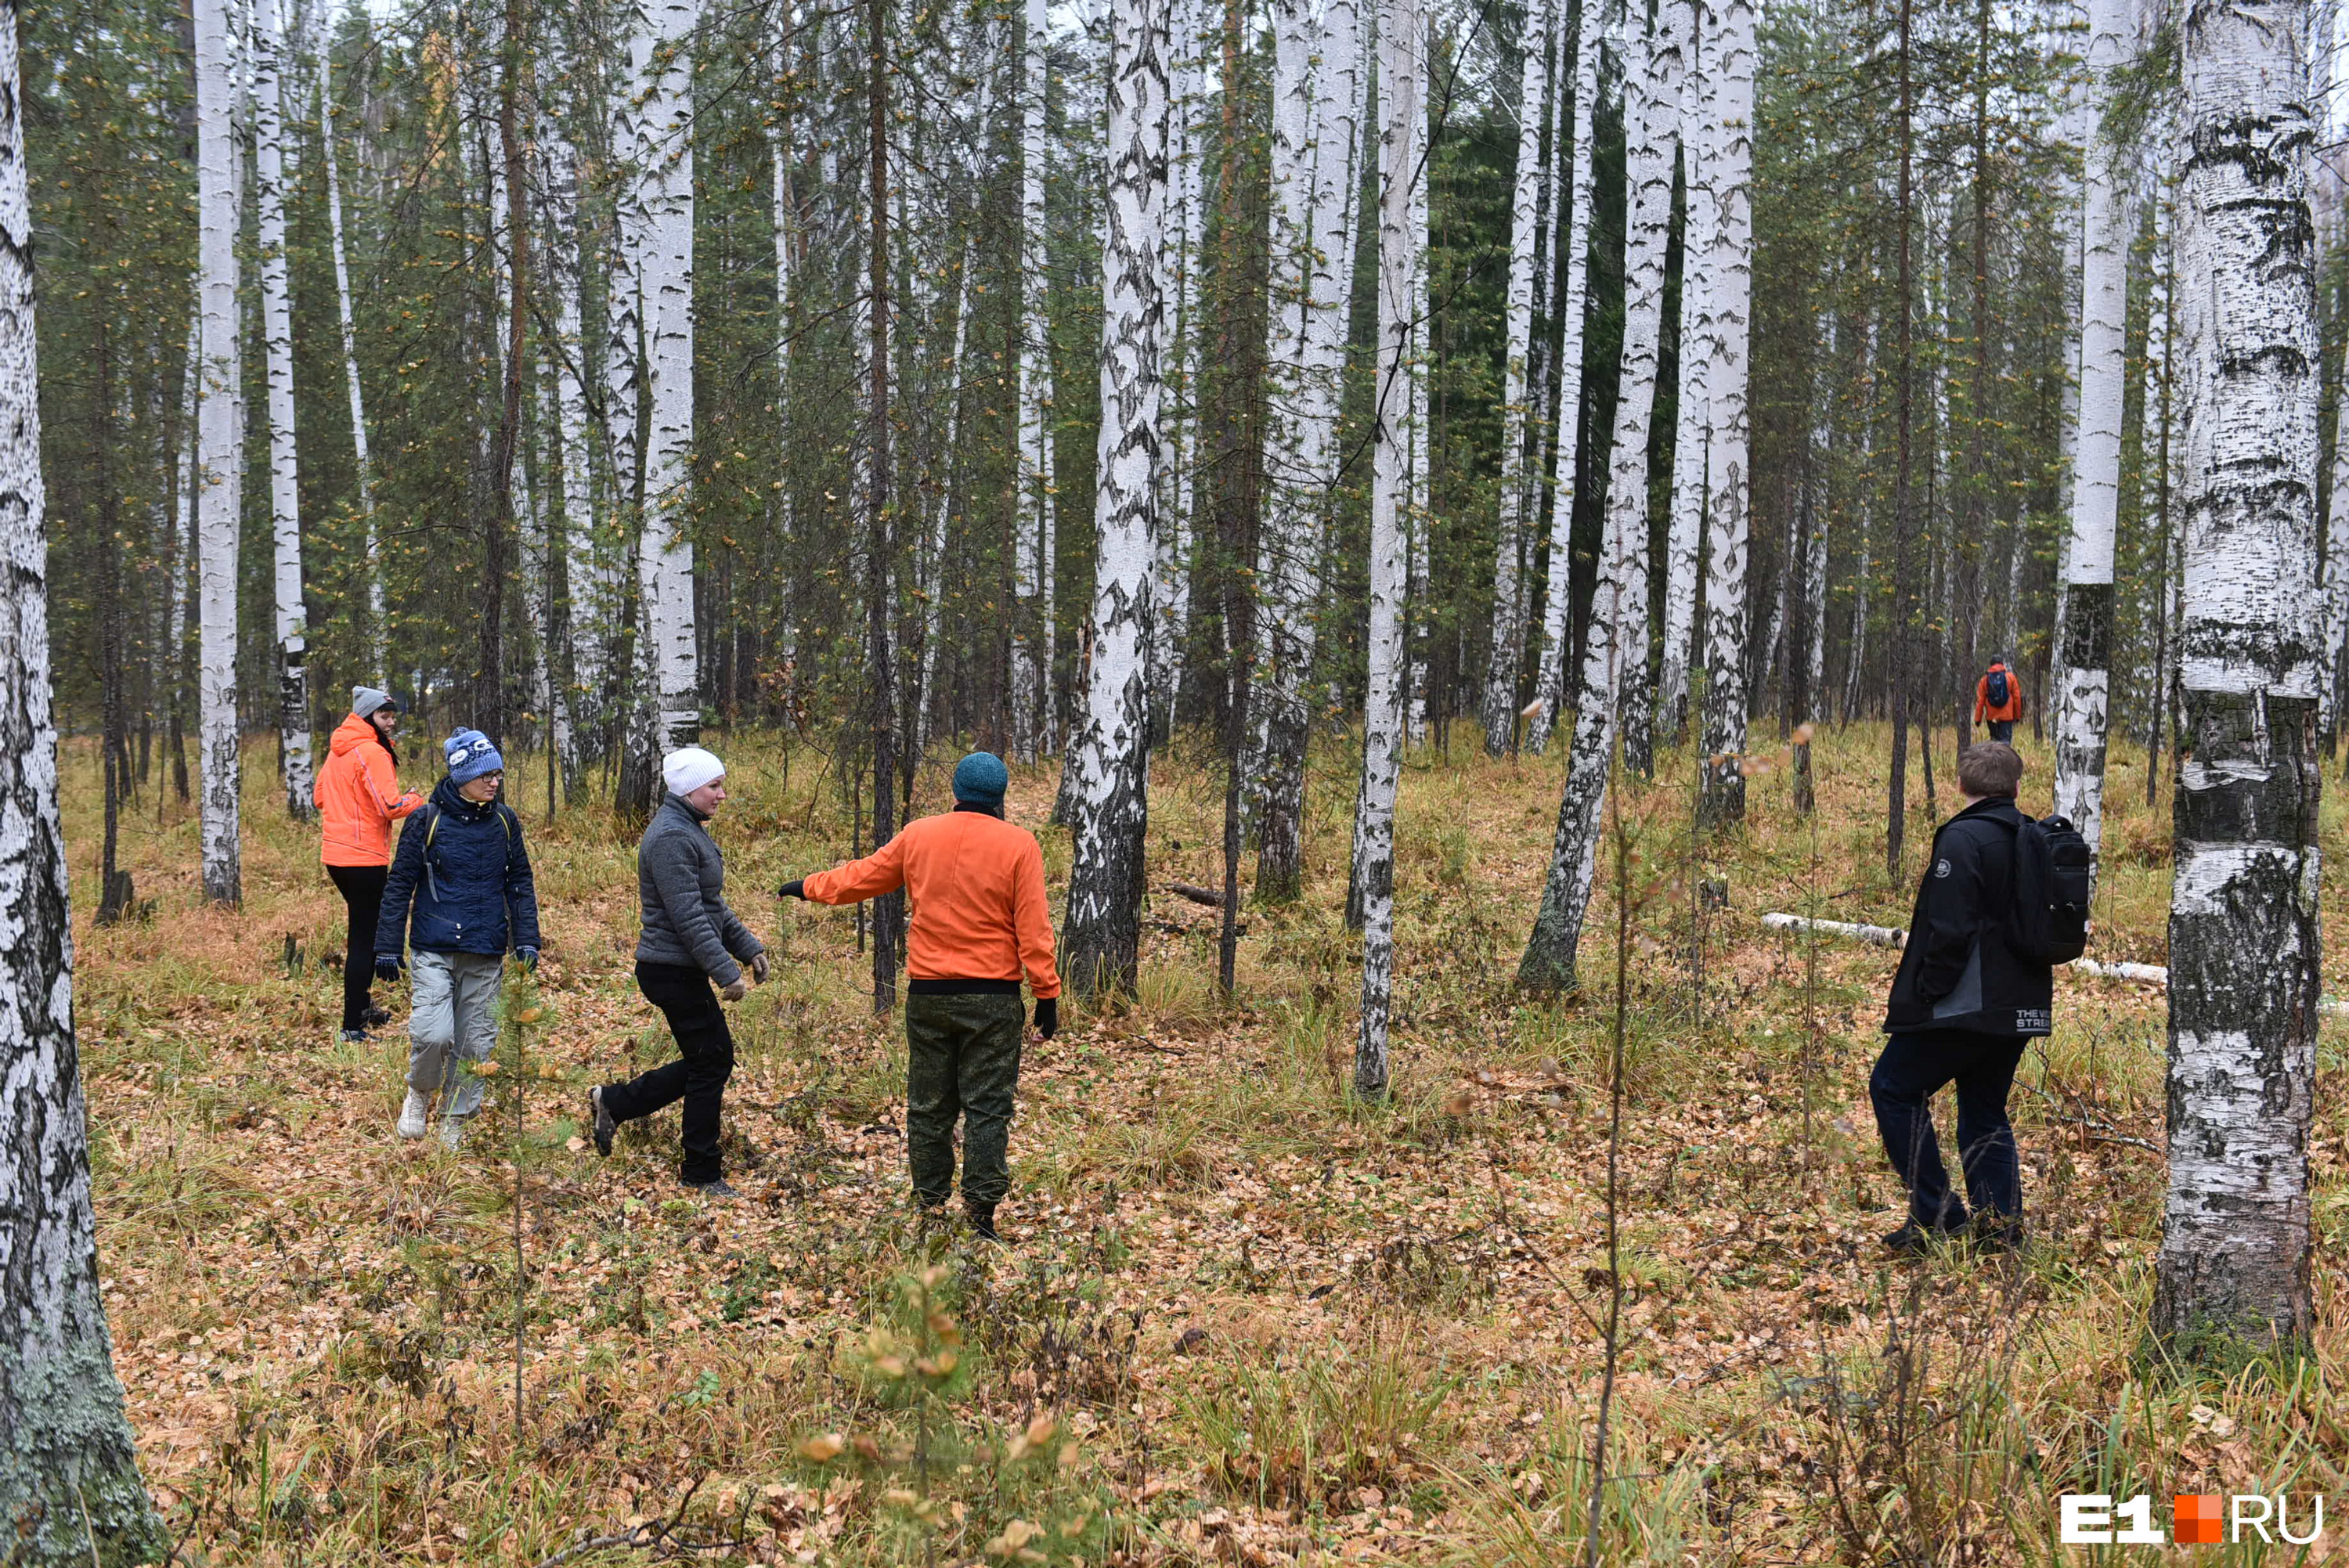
left=397, top=1090, right=431, bottom=1140
left=438, top=1114, right=467, bottom=1151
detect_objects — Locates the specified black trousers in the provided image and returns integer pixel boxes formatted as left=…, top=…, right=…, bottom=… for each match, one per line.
left=1870, top=1029, right=2027, bottom=1228
left=1986, top=719, right=2015, bottom=743
left=602, top=961, right=735, bottom=1184
left=327, top=863, right=388, bottom=1032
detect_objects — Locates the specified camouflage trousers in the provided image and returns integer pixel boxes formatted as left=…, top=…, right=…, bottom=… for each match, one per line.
left=904, top=991, right=1025, bottom=1206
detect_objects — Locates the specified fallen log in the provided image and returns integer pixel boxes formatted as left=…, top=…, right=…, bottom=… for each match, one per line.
left=1164, top=881, right=1225, bottom=909
left=1761, top=911, right=2344, bottom=1011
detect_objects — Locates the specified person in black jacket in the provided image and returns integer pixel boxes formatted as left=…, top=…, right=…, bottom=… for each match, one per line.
left=1871, top=742, right=2052, bottom=1255
left=376, top=730, right=541, bottom=1149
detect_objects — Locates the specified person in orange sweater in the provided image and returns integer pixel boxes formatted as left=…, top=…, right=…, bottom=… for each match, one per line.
left=317, top=687, right=426, bottom=1040
left=1973, top=658, right=2024, bottom=743
left=778, top=752, right=1059, bottom=1239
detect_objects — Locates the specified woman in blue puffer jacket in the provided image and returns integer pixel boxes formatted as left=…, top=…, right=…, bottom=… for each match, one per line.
left=374, top=730, right=541, bottom=1148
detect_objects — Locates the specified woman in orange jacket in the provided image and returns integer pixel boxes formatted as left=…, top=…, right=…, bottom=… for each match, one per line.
left=1973, top=658, right=2024, bottom=743
left=316, top=687, right=425, bottom=1040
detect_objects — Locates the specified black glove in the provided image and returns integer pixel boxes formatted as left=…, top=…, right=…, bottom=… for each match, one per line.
left=776, top=878, right=806, bottom=900
left=515, top=946, right=539, bottom=972
left=374, top=956, right=403, bottom=984
left=1034, top=997, right=1058, bottom=1040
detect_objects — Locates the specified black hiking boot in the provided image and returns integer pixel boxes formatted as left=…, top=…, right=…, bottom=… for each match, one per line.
left=964, top=1202, right=1001, bottom=1242
left=684, top=1177, right=740, bottom=1200
left=588, top=1087, right=616, bottom=1157
left=1882, top=1219, right=1963, bottom=1258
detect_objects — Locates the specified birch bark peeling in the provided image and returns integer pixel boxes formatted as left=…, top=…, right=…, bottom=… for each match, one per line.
left=2154, top=0, right=2323, bottom=1349
left=0, top=6, right=170, bottom=1547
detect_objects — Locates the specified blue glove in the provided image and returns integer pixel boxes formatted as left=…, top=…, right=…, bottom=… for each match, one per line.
left=374, top=956, right=403, bottom=984
left=515, top=946, right=539, bottom=972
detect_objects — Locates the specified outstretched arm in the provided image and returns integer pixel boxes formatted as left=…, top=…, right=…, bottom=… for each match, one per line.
left=795, top=832, right=909, bottom=906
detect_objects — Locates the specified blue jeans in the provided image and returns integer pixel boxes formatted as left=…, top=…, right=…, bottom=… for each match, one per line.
left=1870, top=1029, right=2026, bottom=1227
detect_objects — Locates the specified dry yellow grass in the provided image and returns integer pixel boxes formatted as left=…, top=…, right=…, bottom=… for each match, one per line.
left=58, top=719, right=2349, bottom=1564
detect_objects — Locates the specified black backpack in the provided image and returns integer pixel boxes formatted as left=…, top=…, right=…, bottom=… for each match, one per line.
left=1986, top=666, right=2011, bottom=708
left=2008, top=813, right=2090, bottom=964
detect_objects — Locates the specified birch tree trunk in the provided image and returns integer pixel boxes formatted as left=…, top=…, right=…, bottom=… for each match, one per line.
left=543, top=27, right=604, bottom=783
left=1251, top=0, right=1363, bottom=900
left=0, top=13, right=170, bottom=1551
left=1614, top=0, right=1688, bottom=777
left=195, top=0, right=243, bottom=907
left=317, top=47, right=384, bottom=679
left=1355, top=0, right=1422, bottom=1100
left=1525, top=0, right=1597, bottom=756
left=1518, top=9, right=1672, bottom=993
left=2153, top=0, right=2323, bottom=1349
left=254, top=0, right=311, bottom=820
left=1404, top=126, right=1431, bottom=747
left=640, top=0, right=699, bottom=767
left=1063, top=0, right=1168, bottom=998
left=1012, top=0, right=1057, bottom=763
left=1697, top=0, right=1755, bottom=822
left=1154, top=0, right=1210, bottom=738
left=2051, top=0, right=2132, bottom=853
left=1660, top=2, right=1714, bottom=741
left=1478, top=10, right=1553, bottom=756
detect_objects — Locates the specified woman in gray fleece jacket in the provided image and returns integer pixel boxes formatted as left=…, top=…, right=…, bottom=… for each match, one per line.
left=588, top=747, right=766, bottom=1195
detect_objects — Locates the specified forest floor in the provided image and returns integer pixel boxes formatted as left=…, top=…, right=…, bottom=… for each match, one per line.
left=65, top=718, right=2349, bottom=1566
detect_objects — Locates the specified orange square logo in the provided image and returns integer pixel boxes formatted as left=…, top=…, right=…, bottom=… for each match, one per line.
left=2174, top=1494, right=2223, bottom=1545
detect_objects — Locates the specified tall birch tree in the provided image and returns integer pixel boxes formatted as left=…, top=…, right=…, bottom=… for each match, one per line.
left=1661, top=2, right=1714, bottom=740
left=194, top=0, right=241, bottom=906
left=1479, top=8, right=1553, bottom=755
left=1525, top=0, right=1597, bottom=756
left=316, top=45, right=384, bottom=681
left=1697, top=0, right=1755, bottom=822
left=1355, top=0, right=1423, bottom=1101
left=0, top=6, right=170, bottom=1549
left=2152, top=0, right=2323, bottom=1349
left=1517, top=8, right=1672, bottom=992
left=254, top=0, right=311, bottom=819
left=1013, top=0, right=1056, bottom=762
left=2050, top=0, right=2131, bottom=852
left=640, top=0, right=700, bottom=767
left=1252, top=0, right=1364, bottom=899
left=1063, top=0, right=1169, bottom=998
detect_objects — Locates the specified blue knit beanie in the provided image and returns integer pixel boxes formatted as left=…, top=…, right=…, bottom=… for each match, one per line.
left=951, top=751, right=1008, bottom=809
left=445, top=729, right=504, bottom=786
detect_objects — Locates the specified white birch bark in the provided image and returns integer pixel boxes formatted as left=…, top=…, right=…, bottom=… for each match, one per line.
left=0, top=20, right=168, bottom=1550
left=2051, top=0, right=2132, bottom=852
left=1660, top=0, right=1715, bottom=739
left=1251, top=0, right=1364, bottom=898
left=1355, top=0, right=1423, bottom=1098
left=2323, top=204, right=2349, bottom=733
left=1478, top=9, right=1554, bottom=755
left=1154, top=0, right=1210, bottom=734
left=254, top=0, right=311, bottom=820
left=1806, top=312, right=1834, bottom=717
left=1405, top=114, right=1431, bottom=746
left=2154, top=0, right=2323, bottom=1347
left=316, top=46, right=383, bottom=681
left=1525, top=0, right=1599, bottom=755
left=1063, top=0, right=1168, bottom=997
left=195, top=0, right=242, bottom=907
left=1013, top=0, right=1057, bottom=762
left=1518, top=9, right=1672, bottom=990
left=607, top=2, right=649, bottom=775
left=638, top=0, right=700, bottom=759
left=543, top=27, right=604, bottom=776
left=1698, top=0, right=1755, bottom=820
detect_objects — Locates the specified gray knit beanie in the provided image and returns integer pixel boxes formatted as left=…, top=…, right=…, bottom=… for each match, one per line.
left=352, top=686, right=398, bottom=719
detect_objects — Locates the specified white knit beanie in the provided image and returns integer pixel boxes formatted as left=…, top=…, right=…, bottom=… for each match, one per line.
left=662, top=746, right=726, bottom=796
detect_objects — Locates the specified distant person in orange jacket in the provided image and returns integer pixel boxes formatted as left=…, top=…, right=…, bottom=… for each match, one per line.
left=1974, top=658, right=2023, bottom=743
left=778, top=752, right=1059, bottom=1240
left=316, top=687, right=426, bottom=1041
